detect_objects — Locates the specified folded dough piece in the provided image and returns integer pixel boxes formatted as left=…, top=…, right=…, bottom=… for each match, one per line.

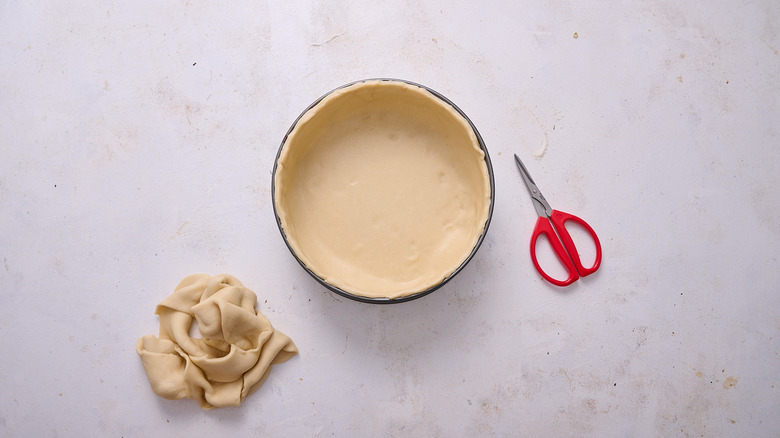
left=137, top=274, right=298, bottom=409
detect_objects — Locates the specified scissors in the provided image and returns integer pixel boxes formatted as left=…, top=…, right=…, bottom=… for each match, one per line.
left=514, top=154, right=602, bottom=286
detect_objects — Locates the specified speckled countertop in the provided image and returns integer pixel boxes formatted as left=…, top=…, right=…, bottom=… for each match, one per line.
left=1, top=1, right=778, bottom=436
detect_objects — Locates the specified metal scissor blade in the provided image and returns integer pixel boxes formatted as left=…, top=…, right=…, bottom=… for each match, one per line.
left=514, top=154, right=553, bottom=217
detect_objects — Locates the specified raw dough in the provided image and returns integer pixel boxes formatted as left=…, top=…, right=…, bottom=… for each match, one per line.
left=136, top=274, right=297, bottom=409
left=274, top=80, right=491, bottom=299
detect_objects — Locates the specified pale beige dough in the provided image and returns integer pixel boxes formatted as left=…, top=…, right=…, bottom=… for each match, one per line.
left=136, top=274, right=297, bottom=409
left=274, top=80, right=491, bottom=299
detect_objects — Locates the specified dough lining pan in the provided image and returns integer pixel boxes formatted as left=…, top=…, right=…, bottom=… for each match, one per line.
left=272, top=78, right=495, bottom=303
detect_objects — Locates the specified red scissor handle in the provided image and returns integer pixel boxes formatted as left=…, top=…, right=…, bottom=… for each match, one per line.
left=530, top=210, right=602, bottom=286
left=530, top=215, right=579, bottom=286
left=550, top=210, right=602, bottom=276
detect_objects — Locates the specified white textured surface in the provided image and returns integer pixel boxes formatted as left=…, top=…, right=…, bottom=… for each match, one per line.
left=1, top=1, right=778, bottom=436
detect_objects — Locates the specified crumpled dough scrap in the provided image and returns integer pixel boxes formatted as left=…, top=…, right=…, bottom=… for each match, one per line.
left=137, top=274, right=298, bottom=409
